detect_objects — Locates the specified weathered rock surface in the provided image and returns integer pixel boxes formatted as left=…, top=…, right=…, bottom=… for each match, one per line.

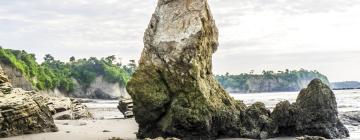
left=0, top=62, right=33, bottom=91
left=272, top=79, right=349, bottom=139
left=72, top=76, right=129, bottom=99
left=126, top=0, right=349, bottom=139
left=340, top=111, right=360, bottom=126
left=47, top=97, right=92, bottom=120
left=118, top=97, right=134, bottom=119
left=0, top=67, right=58, bottom=137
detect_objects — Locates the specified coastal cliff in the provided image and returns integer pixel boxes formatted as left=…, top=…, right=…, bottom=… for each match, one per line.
left=0, top=62, right=33, bottom=91
left=0, top=47, right=132, bottom=99
left=216, top=70, right=330, bottom=93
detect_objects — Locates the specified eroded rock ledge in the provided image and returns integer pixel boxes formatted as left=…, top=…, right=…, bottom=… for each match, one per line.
left=126, top=0, right=349, bottom=139
left=0, top=67, right=57, bottom=137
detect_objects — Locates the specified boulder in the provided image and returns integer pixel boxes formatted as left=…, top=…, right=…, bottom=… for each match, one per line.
left=70, top=98, right=92, bottom=119
left=49, top=97, right=92, bottom=120
left=240, top=102, right=274, bottom=139
left=340, top=111, right=360, bottom=126
left=272, top=79, right=349, bottom=139
left=118, top=97, right=134, bottom=119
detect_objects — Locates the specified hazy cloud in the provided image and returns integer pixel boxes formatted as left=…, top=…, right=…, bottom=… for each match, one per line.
left=0, top=0, right=359, bottom=81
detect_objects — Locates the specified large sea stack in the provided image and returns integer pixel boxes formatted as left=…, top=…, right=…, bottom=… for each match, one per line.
left=126, top=0, right=349, bottom=139
left=127, top=0, right=248, bottom=139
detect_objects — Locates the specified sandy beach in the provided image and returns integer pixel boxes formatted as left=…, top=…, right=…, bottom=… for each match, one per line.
left=2, top=119, right=137, bottom=140
left=3, top=89, right=360, bottom=140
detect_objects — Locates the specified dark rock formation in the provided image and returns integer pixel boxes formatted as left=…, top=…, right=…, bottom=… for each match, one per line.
left=0, top=67, right=58, bottom=137
left=272, top=79, right=349, bottom=139
left=240, top=102, right=274, bottom=139
left=340, top=111, right=360, bottom=126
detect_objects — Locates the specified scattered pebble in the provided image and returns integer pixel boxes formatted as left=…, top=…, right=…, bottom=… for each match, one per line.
left=66, top=131, right=70, bottom=133
left=62, top=123, right=69, bottom=125
left=79, top=122, right=87, bottom=126
left=103, top=130, right=111, bottom=132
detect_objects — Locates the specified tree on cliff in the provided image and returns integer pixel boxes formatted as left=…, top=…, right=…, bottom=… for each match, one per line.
left=44, top=54, right=54, bottom=63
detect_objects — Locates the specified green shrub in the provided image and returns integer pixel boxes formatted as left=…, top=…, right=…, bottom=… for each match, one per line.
left=0, top=47, right=135, bottom=93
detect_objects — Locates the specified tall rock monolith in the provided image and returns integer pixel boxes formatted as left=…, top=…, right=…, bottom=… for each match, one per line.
left=126, top=0, right=248, bottom=139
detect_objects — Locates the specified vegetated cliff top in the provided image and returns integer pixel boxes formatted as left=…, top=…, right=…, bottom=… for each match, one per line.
left=216, top=69, right=330, bottom=93
left=0, top=46, right=136, bottom=93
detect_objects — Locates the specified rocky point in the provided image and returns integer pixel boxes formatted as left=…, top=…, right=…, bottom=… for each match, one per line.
left=126, top=0, right=349, bottom=139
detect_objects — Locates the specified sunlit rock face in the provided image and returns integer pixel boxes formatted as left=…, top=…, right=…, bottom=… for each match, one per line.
left=272, top=79, right=349, bottom=139
left=127, top=0, right=247, bottom=139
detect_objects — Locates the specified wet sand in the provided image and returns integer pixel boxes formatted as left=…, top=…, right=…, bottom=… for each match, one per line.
left=2, top=119, right=138, bottom=140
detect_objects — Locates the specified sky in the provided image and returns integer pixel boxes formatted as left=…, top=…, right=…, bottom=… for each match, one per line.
left=0, top=0, right=360, bottom=82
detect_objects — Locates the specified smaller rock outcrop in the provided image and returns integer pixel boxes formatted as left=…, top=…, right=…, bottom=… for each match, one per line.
left=117, top=97, right=134, bottom=119
left=0, top=66, right=58, bottom=137
left=272, top=79, right=349, bottom=139
left=240, top=102, right=274, bottom=139
left=340, top=111, right=360, bottom=126
left=296, top=135, right=326, bottom=140
left=47, top=97, right=92, bottom=120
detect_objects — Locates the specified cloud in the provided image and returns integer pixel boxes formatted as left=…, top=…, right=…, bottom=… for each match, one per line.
left=0, top=0, right=359, bottom=81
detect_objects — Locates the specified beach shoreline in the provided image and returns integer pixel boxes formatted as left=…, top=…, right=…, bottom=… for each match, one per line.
left=2, top=90, right=360, bottom=140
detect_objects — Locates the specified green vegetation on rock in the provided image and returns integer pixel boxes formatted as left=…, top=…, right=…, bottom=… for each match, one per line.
left=0, top=47, right=136, bottom=93
left=216, top=69, right=330, bottom=93
left=0, top=47, right=61, bottom=91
